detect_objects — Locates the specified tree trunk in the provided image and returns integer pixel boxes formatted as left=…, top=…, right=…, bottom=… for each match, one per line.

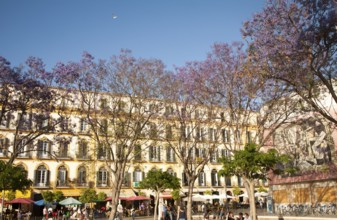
left=245, top=178, right=257, bottom=220
left=154, top=192, right=159, bottom=220
left=109, top=187, right=119, bottom=220
left=108, top=163, right=126, bottom=220
left=186, top=183, right=194, bottom=220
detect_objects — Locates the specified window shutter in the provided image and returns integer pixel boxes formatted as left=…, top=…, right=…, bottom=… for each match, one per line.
left=166, top=146, right=169, bottom=161
left=96, top=171, right=100, bottom=186
left=34, top=170, right=38, bottom=185
left=6, top=113, right=11, bottom=128
left=158, top=146, right=161, bottom=161
left=133, top=171, right=136, bottom=182
left=46, top=170, right=50, bottom=186
left=149, top=146, right=153, bottom=160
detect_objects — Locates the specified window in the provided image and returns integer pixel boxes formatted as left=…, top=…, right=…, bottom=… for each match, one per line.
left=246, top=131, right=252, bottom=143
left=165, top=106, right=174, bottom=116
left=195, top=109, right=200, bottom=119
left=0, top=138, right=9, bottom=157
left=235, top=130, right=241, bottom=142
left=237, top=176, right=243, bottom=187
left=225, top=176, right=231, bottom=187
left=60, top=116, right=69, bottom=132
left=149, top=123, right=158, bottom=139
left=195, top=127, right=205, bottom=141
left=134, top=145, right=142, bottom=161
left=221, top=149, right=230, bottom=158
left=99, top=119, right=108, bottom=134
left=182, top=173, right=188, bottom=186
left=166, top=146, right=175, bottom=162
left=220, top=112, right=225, bottom=122
left=117, top=100, right=126, bottom=112
left=210, top=149, right=218, bottom=163
left=57, top=166, right=68, bottom=187
left=211, top=170, right=220, bottom=186
left=209, top=128, right=215, bottom=142
left=34, top=165, right=49, bottom=187
left=78, top=140, right=88, bottom=159
left=122, top=172, right=131, bottom=187
left=0, top=113, right=11, bottom=128
left=80, top=118, right=87, bottom=132
left=97, top=167, right=108, bottom=187
left=37, top=140, right=50, bottom=158
left=133, top=168, right=144, bottom=183
left=77, top=166, right=87, bottom=186
left=149, top=146, right=161, bottom=162
left=17, top=138, right=30, bottom=158
left=195, top=148, right=205, bottom=159
left=100, top=98, right=108, bottom=110
left=18, top=113, right=32, bottom=130
left=222, top=129, right=230, bottom=143
left=37, top=114, right=49, bottom=130
left=58, top=141, right=69, bottom=158
left=166, top=125, right=173, bottom=139
left=198, top=171, right=206, bottom=186
left=97, top=143, right=111, bottom=160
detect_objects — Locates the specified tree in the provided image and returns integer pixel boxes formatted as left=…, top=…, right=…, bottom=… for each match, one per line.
left=79, top=188, right=98, bottom=204
left=97, top=192, right=107, bottom=201
left=53, top=191, right=65, bottom=202
left=0, top=161, right=32, bottom=216
left=0, top=56, right=64, bottom=165
left=242, top=0, right=337, bottom=125
left=41, top=191, right=54, bottom=203
left=139, top=169, right=181, bottom=220
left=53, top=50, right=171, bottom=220
left=174, top=42, right=295, bottom=220
left=219, top=143, right=292, bottom=220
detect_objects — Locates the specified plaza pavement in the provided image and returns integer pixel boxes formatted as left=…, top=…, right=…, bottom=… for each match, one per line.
left=98, top=214, right=337, bottom=220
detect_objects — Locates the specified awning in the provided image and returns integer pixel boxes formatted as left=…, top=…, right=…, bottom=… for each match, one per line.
left=119, top=189, right=136, bottom=198
left=60, top=189, right=82, bottom=197
left=160, top=191, right=172, bottom=199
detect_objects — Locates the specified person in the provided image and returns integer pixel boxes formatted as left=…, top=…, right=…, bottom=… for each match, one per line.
left=178, top=207, right=186, bottom=220
left=17, top=209, right=22, bottom=220
left=236, top=212, right=244, bottom=220
left=167, top=205, right=173, bottom=220
left=219, top=206, right=225, bottom=220
left=244, top=213, right=251, bottom=220
left=131, top=208, right=136, bottom=220
left=204, top=209, right=211, bottom=220
left=47, top=208, right=53, bottom=220
left=162, top=204, right=167, bottom=220
left=227, top=211, right=235, bottom=220
left=117, top=203, right=123, bottom=220
left=43, top=207, right=47, bottom=219
left=259, top=199, right=263, bottom=209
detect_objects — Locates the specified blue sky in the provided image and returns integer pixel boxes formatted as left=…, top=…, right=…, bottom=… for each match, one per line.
left=1, top=0, right=266, bottom=71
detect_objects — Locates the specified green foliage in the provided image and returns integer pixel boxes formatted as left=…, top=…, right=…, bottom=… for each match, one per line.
left=97, top=192, right=106, bottom=201
left=232, top=186, right=241, bottom=196
left=0, top=161, right=32, bottom=193
left=258, top=186, right=267, bottom=193
left=219, top=143, right=290, bottom=181
left=41, top=191, right=54, bottom=203
left=80, top=188, right=98, bottom=203
left=171, top=189, right=181, bottom=201
left=6, top=191, right=16, bottom=201
left=204, top=190, right=212, bottom=195
left=139, top=170, right=181, bottom=192
left=53, top=191, right=65, bottom=201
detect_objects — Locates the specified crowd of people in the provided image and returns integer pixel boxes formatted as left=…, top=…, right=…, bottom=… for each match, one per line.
left=42, top=206, right=89, bottom=220
left=200, top=202, right=253, bottom=220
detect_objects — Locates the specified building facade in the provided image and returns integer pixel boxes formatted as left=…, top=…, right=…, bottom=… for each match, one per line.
left=0, top=89, right=259, bottom=203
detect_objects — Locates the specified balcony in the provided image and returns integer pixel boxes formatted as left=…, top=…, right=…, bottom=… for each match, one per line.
left=34, top=182, right=50, bottom=188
